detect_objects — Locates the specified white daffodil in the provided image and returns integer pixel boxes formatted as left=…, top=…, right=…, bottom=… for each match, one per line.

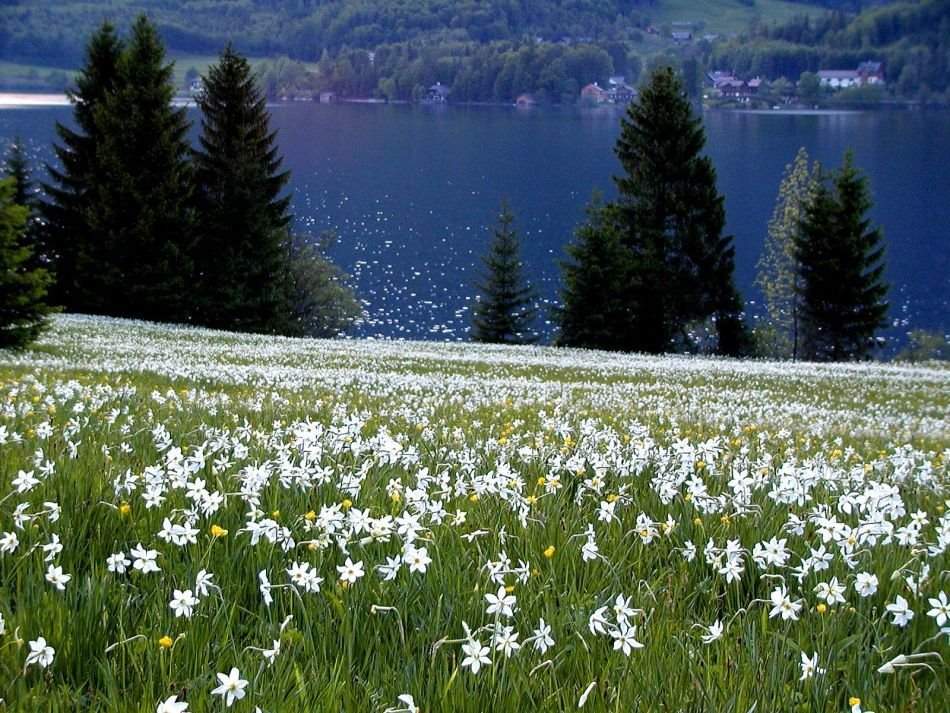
left=25, top=636, right=55, bottom=669
left=211, top=667, right=248, bottom=707
left=460, top=639, right=491, bottom=674
left=156, top=694, right=189, bottom=713
left=169, top=589, right=198, bottom=618
left=886, top=595, right=914, bottom=628
left=799, top=650, right=825, bottom=680
left=926, top=591, right=950, bottom=627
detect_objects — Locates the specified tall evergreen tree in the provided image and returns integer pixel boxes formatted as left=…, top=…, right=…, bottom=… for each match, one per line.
left=0, top=178, right=52, bottom=348
left=565, top=66, right=747, bottom=355
left=795, top=151, right=889, bottom=361
left=3, top=138, right=43, bottom=271
left=78, top=14, right=195, bottom=322
left=40, top=22, right=123, bottom=308
left=471, top=201, right=538, bottom=344
left=557, top=194, right=628, bottom=349
left=192, top=43, right=294, bottom=333
left=755, top=147, right=820, bottom=359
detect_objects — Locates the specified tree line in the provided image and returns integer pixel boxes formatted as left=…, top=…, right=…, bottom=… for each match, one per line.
left=472, top=67, right=892, bottom=362
left=1, top=16, right=360, bottom=349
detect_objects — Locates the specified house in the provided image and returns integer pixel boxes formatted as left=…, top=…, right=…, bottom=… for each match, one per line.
left=580, top=83, right=609, bottom=104
left=747, top=78, right=763, bottom=94
left=319, top=92, right=338, bottom=103
left=857, top=61, right=885, bottom=84
left=422, top=82, right=450, bottom=104
left=718, top=79, right=748, bottom=96
left=607, top=82, right=637, bottom=104
left=672, top=31, right=692, bottom=42
left=817, top=70, right=860, bottom=89
left=515, top=93, right=539, bottom=107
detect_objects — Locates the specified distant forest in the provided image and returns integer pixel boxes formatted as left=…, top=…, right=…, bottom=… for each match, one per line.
left=1, top=0, right=945, bottom=103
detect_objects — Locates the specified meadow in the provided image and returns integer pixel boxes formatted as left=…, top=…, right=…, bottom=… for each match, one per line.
left=0, top=315, right=947, bottom=711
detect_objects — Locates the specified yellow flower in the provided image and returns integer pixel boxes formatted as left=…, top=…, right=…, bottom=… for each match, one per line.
left=119, top=503, right=131, bottom=516
left=271, top=510, right=280, bottom=519
left=468, top=493, right=479, bottom=502
left=304, top=510, right=316, bottom=521
left=816, top=603, right=827, bottom=614
left=341, top=499, right=352, bottom=510
left=537, top=476, right=547, bottom=486
left=693, top=517, right=702, bottom=526
left=684, top=493, right=693, bottom=502
left=505, top=585, right=515, bottom=594
left=210, top=524, right=228, bottom=538
left=606, top=493, right=619, bottom=503
left=696, top=460, right=706, bottom=470
left=543, top=546, right=556, bottom=558
left=848, top=697, right=861, bottom=708
left=526, top=495, right=537, bottom=505
left=720, top=514, right=731, bottom=526
left=157, top=635, right=173, bottom=649
left=390, top=492, right=401, bottom=503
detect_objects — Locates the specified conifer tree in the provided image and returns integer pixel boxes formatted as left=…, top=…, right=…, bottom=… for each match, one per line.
left=471, top=201, right=538, bottom=344
left=40, top=22, right=123, bottom=309
left=78, top=14, right=195, bottom=322
left=564, top=66, right=747, bottom=354
left=3, top=139, right=43, bottom=271
left=557, top=194, right=628, bottom=349
left=756, top=147, right=820, bottom=359
left=192, top=43, right=295, bottom=333
left=796, top=151, right=889, bottom=361
left=0, top=178, right=52, bottom=348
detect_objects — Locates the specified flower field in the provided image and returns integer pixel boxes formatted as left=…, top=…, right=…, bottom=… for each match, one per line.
left=1, top=315, right=948, bottom=711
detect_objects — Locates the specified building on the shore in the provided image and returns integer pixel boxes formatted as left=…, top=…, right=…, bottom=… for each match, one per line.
left=422, top=82, right=450, bottom=104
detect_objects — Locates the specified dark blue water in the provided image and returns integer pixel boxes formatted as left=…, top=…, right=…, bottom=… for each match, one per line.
left=2, top=101, right=947, bottom=343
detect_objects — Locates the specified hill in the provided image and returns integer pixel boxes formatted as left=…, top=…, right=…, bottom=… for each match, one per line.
left=2, top=1, right=849, bottom=66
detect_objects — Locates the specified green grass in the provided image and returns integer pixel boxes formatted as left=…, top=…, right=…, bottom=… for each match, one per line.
left=650, top=0, right=829, bottom=36
left=0, top=315, right=947, bottom=711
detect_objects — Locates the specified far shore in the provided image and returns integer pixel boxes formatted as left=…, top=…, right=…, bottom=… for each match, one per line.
left=0, top=93, right=69, bottom=107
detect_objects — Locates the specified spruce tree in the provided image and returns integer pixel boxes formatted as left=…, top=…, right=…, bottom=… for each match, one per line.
left=78, top=14, right=195, bottom=322
left=471, top=201, right=538, bottom=344
left=3, top=139, right=43, bottom=271
left=557, top=194, right=628, bottom=349
left=592, top=66, right=747, bottom=355
left=756, top=147, right=820, bottom=359
left=40, top=22, right=123, bottom=309
left=796, top=151, right=889, bottom=361
left=192, top=43, right=293, bottom=333
left=0, top=178, right=52, bottom=348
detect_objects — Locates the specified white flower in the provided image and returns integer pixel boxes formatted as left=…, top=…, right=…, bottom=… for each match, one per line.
left=45, top=564, right=72, bottom=591
left=492, top=625, right=521, bottom=658
left=169, top=589, right=198, bottom=618
left=403, top=546, right=432, bottom=574
left=814, top=577, right=847, bottom=606
left=12, top=469, right=39, bottom=493
left=484, top=586, right=517, bottom=618
left=926, top=591, right=950, bottom=627
left=885, top=595, right=914, bottom=628
left=610, top=621, right=644, bottom=656
left=25, top=636, right=55, bottom=669
left=376, top=555, right=402, bottom=581
left=258, top=569, right=274, bottom=606
left=769, top=585, right=803, bottom=621
left=460, top=639, right=491, bottom=674
left=42, top=534, right=63, bottom=562
left=799, top=650, right=825, bottom=680
left=211, top=667, right=248, bottom=707
left=261, top=639, right=281, bottom=666
left=336, top=557, right=365, bottom=584
left=107, top=552, right=131, bottom=574
left=0, top=531, right=19, bottom=554
left=532, top=617, right=555, bottom=654
left=131, top=543, right=161, bottom=573
left=156, top=694, right=189, bottom=713
left=195, top=569, right=218, bottom=597
left=0, top=612, right=4, bottom=636
left=700, top=619, right=724, bottom=644
left=854, top=572, right=878, bottom=598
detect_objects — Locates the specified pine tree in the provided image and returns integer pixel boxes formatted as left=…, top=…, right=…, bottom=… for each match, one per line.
left=40, top=21, right=123, bottom=309
left=78, top=14, right=195, bottom=322
left=3, top=138, right=43, bottom=271
left=601, top=66, right=747, bottom=354
left=756, top=147, right=820, bottom=359
left=557, top=194, right=628, bottom=349
left=0, top=178, right=52, bottom=348
left=796, top=151, right=889, bottom=361
left=471, top=201, right=538, bottom=344
left=192, top=43, right=294, bottom=333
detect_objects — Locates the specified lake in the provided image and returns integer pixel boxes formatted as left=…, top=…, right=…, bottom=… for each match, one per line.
left=2, top=101, right=947, bottom=345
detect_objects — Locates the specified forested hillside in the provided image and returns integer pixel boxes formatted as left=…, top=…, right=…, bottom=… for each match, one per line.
left=2, top=0, right=844, bottom=66
left=1, top=0, right=941, bottom=103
